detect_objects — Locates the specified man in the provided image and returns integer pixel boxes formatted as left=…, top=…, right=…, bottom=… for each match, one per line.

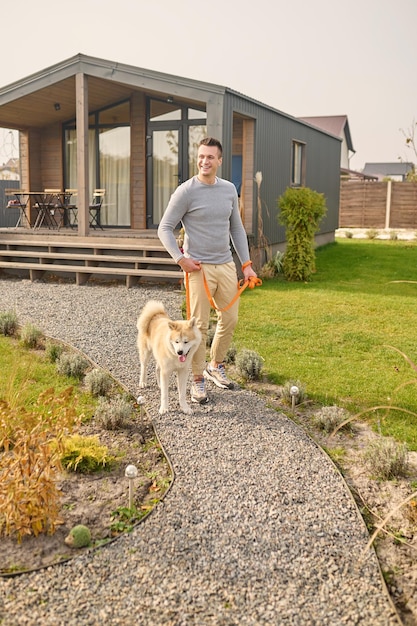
left=158, top=137, right=257, bottom=404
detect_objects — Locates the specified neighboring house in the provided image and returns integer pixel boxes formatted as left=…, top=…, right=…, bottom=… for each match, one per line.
left=0, top=54, right=341, bottom=258
left=299, top=115, right=355, bottom=170
left=0, top=157, right=19, bottom=180
left=362, top=162, right=415, bottom=181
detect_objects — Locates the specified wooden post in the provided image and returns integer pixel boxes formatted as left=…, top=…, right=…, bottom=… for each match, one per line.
left=385, top=180, right=392, bottom=230
left=75, top=73, right=89, bottom=236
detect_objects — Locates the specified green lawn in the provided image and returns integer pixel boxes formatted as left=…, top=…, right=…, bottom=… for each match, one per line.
left=234, top=238, right=417, bottom=448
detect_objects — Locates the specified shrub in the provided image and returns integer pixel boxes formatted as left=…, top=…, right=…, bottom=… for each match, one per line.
left=344, top=230, right=354, bottom=239
left=0, top=387, right=79, bottom=542
left=225, top=343, right=237, bottom=364
left=278, top=186, right=327, bottom=281
left=366, top=228, right=379, bottom=240
left=56, top=352, right=88, bottom=379
left=362, top=437, right=409, bottom=480
left=84, top=368, right=113, bottom=397
left=260, top=251, right=285, bottom=279
left=59, top=434, right=115, bottom=473
left=20, top=323, right=43, bottom=349
left=311, top=405, right=352, bottom=434
left=0, top=311, right=18, bottom=337
left=95, top=395, right=133, bottom=430
left=235, top=348, right=264, bottom=380
left=45, top=341, right=65, bottom=363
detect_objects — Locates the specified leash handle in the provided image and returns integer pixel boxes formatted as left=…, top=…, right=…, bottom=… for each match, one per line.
left=185, top=270, right=262, bottom=319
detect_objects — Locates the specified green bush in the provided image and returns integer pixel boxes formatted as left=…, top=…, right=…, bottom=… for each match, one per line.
left=0, top=311, right=18, bottom=337
left=59, top=434, right=115, bottom=473
left=45, top=341, right=65, bottom=363
left=235, top=349, right=264, bottom=380
left=363, top=437, right=409, bottom=480
left=281, top=380, right=307, bottom=406
left=95, top=395, right=133, bottom=430
left=278, top=186, right=327, bottom=281
left=20, top=323, right=43, bottom=349
left=84, top=368, right=113, bottom=397
left=56, top=352, right=88, bottom=379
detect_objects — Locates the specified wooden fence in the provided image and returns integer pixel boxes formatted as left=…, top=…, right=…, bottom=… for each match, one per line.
left=339, top=181, right=417, bottom=229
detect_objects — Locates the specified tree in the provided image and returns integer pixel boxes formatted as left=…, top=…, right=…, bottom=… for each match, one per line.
left=399, top=119, right=417, bottom=181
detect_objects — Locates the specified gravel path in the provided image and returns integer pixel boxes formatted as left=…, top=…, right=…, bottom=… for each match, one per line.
left=0, top=278, right=400, bottom=625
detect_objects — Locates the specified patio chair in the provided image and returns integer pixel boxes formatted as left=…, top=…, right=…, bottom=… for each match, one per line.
left=89, top=189, right=105, bottom=229
left=5, top=189, right=29, bottom=227
left=64, top=188, right=78, bottom=228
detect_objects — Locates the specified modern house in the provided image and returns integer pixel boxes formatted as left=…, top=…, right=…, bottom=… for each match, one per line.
left=362, top=162, right=415, bottom=181
left=0, top=54, right=341, bottom=285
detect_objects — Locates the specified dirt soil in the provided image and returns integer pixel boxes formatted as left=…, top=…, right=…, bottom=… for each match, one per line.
left=1, top=411, right=172, bottom=576
left=2, top=376, right=417, bottom=626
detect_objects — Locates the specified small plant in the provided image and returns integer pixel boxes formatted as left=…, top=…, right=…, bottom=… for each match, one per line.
left=366, top=228, right=379, bottom=240
left=224, top=343, right=237, bottom=364
left=59, top=434, right=115, bottom=473
left=344, top=230, right=354, bottom=239
left=260, top=251, right=285, bottom=279
left=278, top=186, right=327, bottom=282
left=362, top=437, right=409, bottom=480
left=84, top=368, right=113, bottom=397
left=110, top=505, right=145, bottom=535
left=389, top=230, right=398, bottom=241
left=19, top=323, right=43, bottom=349
left=64, top=524, right=91, bottom=548
left=0, top=311, right=18, bottom=337
left=311, top=405, right=353, bottom=434
left=281, top=380, right=307, bottom=406
left=235, top=348, right=264, bottom=380
left=95, top=395, right=133, bottom=430
left=45, top=341, right=65, bottom=363
left=56, top=352, right=88, bottom=379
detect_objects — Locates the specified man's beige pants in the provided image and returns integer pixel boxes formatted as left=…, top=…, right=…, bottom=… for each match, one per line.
left=186, top=261, right=239, bottom=377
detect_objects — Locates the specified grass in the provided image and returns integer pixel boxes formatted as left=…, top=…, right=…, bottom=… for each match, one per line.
left=235, top=238, right=417, bottom=448
left=0, top=334, right=95, bottom=418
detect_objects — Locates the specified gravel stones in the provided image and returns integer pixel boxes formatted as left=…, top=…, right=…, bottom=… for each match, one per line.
left=0, top=278, right=399, bottom=625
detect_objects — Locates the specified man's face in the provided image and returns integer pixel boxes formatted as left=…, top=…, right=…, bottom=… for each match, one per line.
left=197, top=145, right=222, bottom=181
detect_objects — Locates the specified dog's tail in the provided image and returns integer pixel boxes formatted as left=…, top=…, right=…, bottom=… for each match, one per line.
left=137, top=300, right=167, bottom=334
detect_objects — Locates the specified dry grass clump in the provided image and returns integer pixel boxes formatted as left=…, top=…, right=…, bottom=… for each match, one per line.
left=0, top=311, right=18, bottom=337
left=20, top=323, right=44, bottom=349
left=56, top=352, right=88, bottom=379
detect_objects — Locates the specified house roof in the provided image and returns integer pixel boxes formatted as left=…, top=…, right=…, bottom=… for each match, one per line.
left=362, top=162, right=415, bottom=176
left=0, top=54, right=228, bottom=129
left=298, top=115, right=355, bottom=153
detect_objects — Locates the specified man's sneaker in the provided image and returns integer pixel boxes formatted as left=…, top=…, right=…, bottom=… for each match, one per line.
left=204, top=363, right=234, bottom=389
left=191, top=377, right=209, bottom=404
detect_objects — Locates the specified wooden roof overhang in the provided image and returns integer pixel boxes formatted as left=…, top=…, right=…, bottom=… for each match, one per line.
left=0, top=54, right=226, bottom=130
left=0, top=54, right=227, bottom=235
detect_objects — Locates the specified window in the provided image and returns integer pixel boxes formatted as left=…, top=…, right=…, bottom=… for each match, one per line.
left=291, top=140, right=306, bottom=186
left=64, top=100, right=130, bottom=227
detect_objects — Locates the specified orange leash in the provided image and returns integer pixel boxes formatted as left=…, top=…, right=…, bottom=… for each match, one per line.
left=185, top=269, right=262, bottom=319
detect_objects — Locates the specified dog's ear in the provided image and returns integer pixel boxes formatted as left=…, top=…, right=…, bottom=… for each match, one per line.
left=188, top=317, right=196, bottom=327
left=168, top=321, right=177, bottom=331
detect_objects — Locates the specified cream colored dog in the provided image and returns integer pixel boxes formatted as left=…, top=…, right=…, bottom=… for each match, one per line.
left=137, top=300, right=201, bottom=415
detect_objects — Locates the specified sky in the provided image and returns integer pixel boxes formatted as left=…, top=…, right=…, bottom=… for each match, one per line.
left=0, top=0, right=416, bottom=171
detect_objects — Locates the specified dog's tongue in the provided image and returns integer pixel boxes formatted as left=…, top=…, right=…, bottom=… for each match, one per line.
left=179, top=355, right=186, bottom=362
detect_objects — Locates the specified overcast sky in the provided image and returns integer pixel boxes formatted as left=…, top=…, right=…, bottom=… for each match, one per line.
left=1, top=0, right=416, bottom=170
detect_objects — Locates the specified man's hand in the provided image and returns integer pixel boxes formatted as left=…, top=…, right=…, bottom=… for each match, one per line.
left=178, top=257, right=201, bottom=272
left=243, top=265, right=257, bottom=282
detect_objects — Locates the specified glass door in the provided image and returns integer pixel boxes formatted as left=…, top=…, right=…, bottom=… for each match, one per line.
left=148, top=129, right=179, bottom=227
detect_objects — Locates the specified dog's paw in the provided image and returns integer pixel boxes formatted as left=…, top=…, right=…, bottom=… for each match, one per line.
left=138, top=382, right=147, bottom=389
left=159, top=406, right=169, bottom=415
left=181, top=405, right=193, bottom=415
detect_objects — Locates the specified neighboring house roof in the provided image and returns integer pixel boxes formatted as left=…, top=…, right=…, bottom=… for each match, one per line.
left=298, top=115, right=355, bottom=153
left=362, top=162, right=415, bottom=177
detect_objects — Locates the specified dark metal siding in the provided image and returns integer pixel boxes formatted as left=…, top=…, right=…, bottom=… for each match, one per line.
left=223, top=91, right=341, bottom=247
left=0, top=180, right=19, bottom=227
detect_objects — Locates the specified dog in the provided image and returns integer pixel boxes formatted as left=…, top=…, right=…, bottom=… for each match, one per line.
left=137, top=300, right=201, bottom=415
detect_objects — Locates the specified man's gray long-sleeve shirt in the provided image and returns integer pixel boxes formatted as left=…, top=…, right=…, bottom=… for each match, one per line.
left=157, top=176, right=250, bottom=266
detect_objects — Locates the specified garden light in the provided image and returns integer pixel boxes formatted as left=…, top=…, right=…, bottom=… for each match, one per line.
left=125, top=464, right=138, bottom=509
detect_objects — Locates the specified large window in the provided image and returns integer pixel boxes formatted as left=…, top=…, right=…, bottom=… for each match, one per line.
left=64, top=100, right=130, bottom=227
left=291, top=140, right=306, bottom=187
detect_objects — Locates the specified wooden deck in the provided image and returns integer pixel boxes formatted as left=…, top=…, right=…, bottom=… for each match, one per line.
left=0, top=229, right=183, bottom=288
